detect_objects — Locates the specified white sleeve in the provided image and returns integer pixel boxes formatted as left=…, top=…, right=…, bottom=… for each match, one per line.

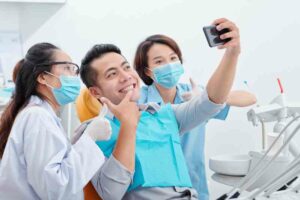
left=22, top=107, right=105, bottom=200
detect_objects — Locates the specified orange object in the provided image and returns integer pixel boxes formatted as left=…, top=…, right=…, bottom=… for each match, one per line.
left=84, top=182, right=102, bottom=200
left=75, top=88, right=101, bottom=122
left=75, top=88, right=103, bottom=200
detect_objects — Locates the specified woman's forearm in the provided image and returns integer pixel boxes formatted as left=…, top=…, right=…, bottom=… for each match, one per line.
left=227, top=90, right=257, bottom=107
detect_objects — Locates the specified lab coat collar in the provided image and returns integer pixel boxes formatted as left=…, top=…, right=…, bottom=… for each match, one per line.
left=27, top=95, right=62, bottom=123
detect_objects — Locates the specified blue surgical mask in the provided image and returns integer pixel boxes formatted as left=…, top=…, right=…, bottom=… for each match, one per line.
left=150, top=61, right=184, bottom=89
left=45, top=72, right=81, bottom=105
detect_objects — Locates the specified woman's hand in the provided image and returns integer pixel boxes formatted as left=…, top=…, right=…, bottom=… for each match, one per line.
left=181, top=78, right=200, bottom=102
left=85, top=104, right=112, bottom=141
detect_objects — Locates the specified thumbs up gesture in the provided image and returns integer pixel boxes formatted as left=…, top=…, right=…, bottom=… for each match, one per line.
left=100, top=91, right=140, bottom=126
left=85, top=104, right=112, bottom=141
left=181, top=78, right=200, bottom=102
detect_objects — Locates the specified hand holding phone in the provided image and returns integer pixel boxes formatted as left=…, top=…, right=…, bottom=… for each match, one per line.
left=203, top=25, right=231, bottom=48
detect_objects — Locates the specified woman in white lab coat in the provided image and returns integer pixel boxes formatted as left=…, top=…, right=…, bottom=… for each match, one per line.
left=0, top=43, right=109, bottom=200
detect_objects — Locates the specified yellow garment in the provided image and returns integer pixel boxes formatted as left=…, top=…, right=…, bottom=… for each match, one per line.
left=75, top=88, right=102, bottom=200
left=75, top=88, right=101, bottom=122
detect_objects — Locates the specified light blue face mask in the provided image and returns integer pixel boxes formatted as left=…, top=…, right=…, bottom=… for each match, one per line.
left=150, top=61, right=184, bottom=89
left=45, top=72, right=81, bottom=105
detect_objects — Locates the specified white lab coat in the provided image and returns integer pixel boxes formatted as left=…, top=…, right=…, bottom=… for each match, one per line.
left=0, top=95, right=105, bottom=200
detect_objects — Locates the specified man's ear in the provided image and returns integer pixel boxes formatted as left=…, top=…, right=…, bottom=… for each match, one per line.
left=89, top=86, right=103, bottom=101
left=37, top=73, right=48, bottom=85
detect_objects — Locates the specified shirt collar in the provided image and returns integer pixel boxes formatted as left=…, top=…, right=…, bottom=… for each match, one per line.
left=146, top=84, right=164, bottom=103
left=105, top=102, right=161, bottom=120
left=174, top=84, right=185, bottom=103
left=146, top=84, right=185, bottom=104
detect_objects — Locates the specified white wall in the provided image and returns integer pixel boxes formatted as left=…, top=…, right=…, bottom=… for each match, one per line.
left=0, top=3, right=21, bottom=80
left=1, top=0, right=300, bottom=198
left=0, top=3, right=20, bottom=31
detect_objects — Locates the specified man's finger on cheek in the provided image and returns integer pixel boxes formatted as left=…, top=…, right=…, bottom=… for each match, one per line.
left=100, top=97, right=115, bottom=110
left=123, top=90, right=133, bottom=102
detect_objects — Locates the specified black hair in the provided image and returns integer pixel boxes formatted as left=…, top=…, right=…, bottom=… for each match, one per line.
left=80, top=44, right=121, bottom=88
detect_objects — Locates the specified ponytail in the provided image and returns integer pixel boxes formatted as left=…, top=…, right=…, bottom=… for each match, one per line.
left=0, top=43, right=59, bottom=158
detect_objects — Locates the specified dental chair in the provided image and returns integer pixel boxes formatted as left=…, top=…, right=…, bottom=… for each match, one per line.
left=75, top=88, right=102, bottom=200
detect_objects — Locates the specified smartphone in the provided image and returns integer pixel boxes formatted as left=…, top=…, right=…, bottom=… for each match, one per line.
left=203, top=25, right=231, bottom=47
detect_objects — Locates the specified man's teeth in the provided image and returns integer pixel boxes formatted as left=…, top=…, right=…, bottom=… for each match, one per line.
left=121, top=85, right=134, bottom=93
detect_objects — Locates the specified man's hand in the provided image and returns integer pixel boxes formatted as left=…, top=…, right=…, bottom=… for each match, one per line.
left=213, top=18, right=240, bottom=55
left=101, top=91, right=140, bottom=127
